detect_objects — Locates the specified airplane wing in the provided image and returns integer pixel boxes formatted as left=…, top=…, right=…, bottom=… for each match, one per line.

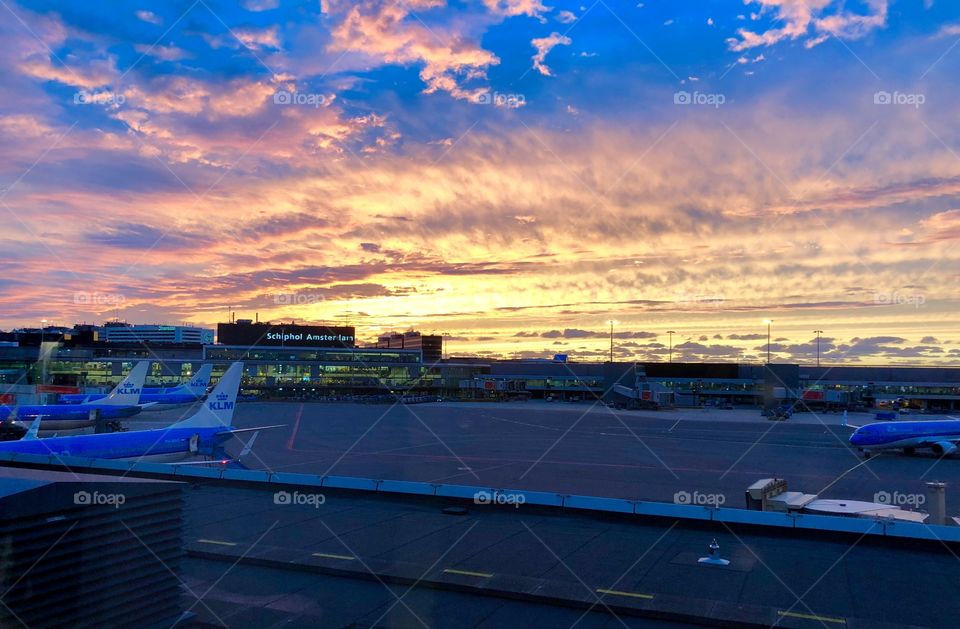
left=167, top=429, right=268, bottom=467
left=840, top=411, right=862, bottom=429
left=24, top=415, right=42, bottom=440
left=166, top=458, right=232, bottom=467
left=239, top=430, right=259, bottom=457
left=225, top=424, right=286, bottom=435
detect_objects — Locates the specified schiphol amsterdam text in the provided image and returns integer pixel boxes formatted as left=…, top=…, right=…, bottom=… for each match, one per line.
left=265, top=332, right=354, bottom=343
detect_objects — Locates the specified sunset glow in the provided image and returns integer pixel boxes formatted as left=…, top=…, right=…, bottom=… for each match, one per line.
left=2, top=0, right=959, bottom=363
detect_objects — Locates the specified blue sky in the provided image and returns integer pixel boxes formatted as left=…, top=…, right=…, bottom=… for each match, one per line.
left=2, top=0, right=960, bottom=364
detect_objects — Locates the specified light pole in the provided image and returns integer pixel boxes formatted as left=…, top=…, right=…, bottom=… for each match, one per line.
left=814, top=330, right=823, bottom=367
left=763, top=319, right=773, bottom=364
left=667, top=330, right=675, bottom=363
left=40, top=319, right=48, bottom=388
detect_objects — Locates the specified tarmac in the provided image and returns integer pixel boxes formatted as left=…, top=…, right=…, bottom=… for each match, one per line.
left=8, top=400, right=960, bottom=627
left=137, top=401, right=960, bottom=511
left=178, top=483, right=958, bottom=628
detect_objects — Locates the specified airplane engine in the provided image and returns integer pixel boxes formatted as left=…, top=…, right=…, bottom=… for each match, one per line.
left=931, top=442, right=958, bottom=457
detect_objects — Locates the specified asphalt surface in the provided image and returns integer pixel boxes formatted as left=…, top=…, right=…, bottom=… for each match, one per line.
left=137, top=401, right=960, bottom=511
left=181, top=558, right=700, bottom=628
left=179, top=484, right=960, bottom=628
left=9, top=400, right=960, bottom=628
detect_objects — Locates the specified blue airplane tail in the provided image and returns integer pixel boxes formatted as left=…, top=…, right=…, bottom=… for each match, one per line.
left=166, top=364, right=212, bottom=397
left=99, top=361, right=151, bottom=406
left=169, top=362, right=243, bottom=430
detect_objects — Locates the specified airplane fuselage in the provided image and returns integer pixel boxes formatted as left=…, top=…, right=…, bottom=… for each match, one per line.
left=0, top=403, right=142, bottom=422
left=849, top=420, right=960, bottom=454
left=0, top=425, right=227, bottom=459
left=59, top=390, right=203, bottom=405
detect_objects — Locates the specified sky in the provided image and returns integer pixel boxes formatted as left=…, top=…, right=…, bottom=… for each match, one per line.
left=1, top=0, right=959, bottom=365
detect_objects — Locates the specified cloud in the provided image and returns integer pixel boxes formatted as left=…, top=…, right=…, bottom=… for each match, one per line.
left=203, top=26, right=281, bottom=51
left=728, top=0, right=888, bottom=51
left=242, top=0, right=280, bottom=11
left=538, top=329, right=657, bottom=339
left=133, top=43, right=190, bottom=62
left=936, top=23, right=960, bottom=38
left=531, top=32, right=571, bottom=76
left=85, top=223, right=210, bottom=250
left=235, top=25, right=282, bottom=50
left=135, top=10, right=162, bottom=25
left=557, top=10, right=577, bottom=24
left=321, top=0, right=499, bottom=102
left=0, top=0, right=958, bottom=364
left=674, top=342, right=748, bottom=360
left=483, top=0, right=551, bottom=22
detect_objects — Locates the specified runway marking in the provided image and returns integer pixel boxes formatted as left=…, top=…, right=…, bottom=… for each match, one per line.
left=595, top=587, right=653, bottom=600
left=285, top=403, right=304, bottom=450
left=777, top=610, right=846, bottom=624
left=443, top=568, right=493, bottom=578
left=429, top=461, right=518, bottom=484
left=312, top=552, right=355, bottom=561
left=197, top=539, right=237, bottom=547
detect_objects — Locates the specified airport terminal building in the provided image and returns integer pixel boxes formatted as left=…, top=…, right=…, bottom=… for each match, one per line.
left=0, top=321, right=958, bottom=410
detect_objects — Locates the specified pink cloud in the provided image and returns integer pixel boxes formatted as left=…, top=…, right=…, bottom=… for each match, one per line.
left=531, top=32, right=571, bottom=76
left=728, top=0, right=888, bottom=51
left=133, top=43, right=190, bottom=62
left=483, top=0, right=551, bottom=22
left=322, top=0, right=499, bottom=101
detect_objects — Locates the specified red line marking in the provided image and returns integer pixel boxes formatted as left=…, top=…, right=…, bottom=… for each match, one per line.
left=286, top=403, right=304, bottom=451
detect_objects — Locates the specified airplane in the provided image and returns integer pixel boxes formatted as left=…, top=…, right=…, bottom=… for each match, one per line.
left=845, top=412, right=960, bottom=458
left=58, top=364, right=213, bottom=407
left=0, top=361, right=151, bottom=433
left=0, top=362, right=281, bottom=465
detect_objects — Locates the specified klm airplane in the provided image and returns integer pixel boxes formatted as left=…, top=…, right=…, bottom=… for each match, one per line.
left=847, top=414, right=960, bottom=458
left=0, top=362, right=278, bottom=464
left=58, top=364, right=213, bottom=407
left=0, top=361, right=151, bottom=432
